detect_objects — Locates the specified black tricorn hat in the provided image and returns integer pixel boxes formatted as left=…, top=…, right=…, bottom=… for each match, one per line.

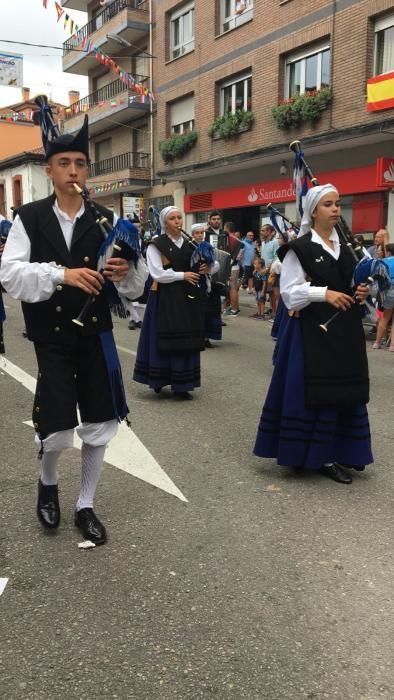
left=33, top=94, right=89, bottom=161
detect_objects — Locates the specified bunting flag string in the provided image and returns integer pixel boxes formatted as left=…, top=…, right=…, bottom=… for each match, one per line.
left=64, top=92, right=149, bottom=118
left=89, top=178, right=141, bottom=195
left=0, top=111, right=35, bottom=122
left=41, top=0, right=155, bottom=102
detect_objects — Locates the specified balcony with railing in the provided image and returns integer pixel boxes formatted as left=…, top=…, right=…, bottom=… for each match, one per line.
left=63, top=77, right=150, bottom=136
left=62, top=0, right=149, bottom=75
left=88, top=151, right=151, bottom=193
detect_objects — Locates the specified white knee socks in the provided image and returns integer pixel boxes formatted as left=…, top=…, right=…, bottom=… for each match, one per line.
left=40, top=450, right=61, bottom=486
left=76, top=443, right=106, bottom=512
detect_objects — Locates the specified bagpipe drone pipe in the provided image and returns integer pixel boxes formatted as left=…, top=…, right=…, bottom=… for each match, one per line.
left=289, top=140, right=391, bottom=331
left=0, top=217, right=12, bottom=353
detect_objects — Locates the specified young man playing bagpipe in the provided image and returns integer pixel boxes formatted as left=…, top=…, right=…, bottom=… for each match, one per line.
left=0, top=97, right=145, bottom=545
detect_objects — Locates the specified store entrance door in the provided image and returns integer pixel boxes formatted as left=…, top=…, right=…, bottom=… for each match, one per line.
left=221, top=205, right=261, bottom=237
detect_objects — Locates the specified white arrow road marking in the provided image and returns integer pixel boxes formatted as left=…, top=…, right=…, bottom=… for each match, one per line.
left=117, top=345, right=136, bottom=357
left=0, top=578, right=8, bottom=597
left=1, top=356, right=187, bottom=502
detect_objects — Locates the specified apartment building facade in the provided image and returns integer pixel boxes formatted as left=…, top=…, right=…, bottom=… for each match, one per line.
left=61, top=0, right=153, bottom=217
left=154, top=0, right=394, bottom=236
left=61, top=0, right=394, bottom=236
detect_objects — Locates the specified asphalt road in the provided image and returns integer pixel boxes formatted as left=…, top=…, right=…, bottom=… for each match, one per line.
left=0, top=292, right=393, bottom=700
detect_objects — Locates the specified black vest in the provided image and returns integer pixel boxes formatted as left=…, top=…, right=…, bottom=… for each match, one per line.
left=151, top=235, right=204, bottom=352
left=280, top=233, right=369, bottom=408
left=19, top=195, right=114, bottom=345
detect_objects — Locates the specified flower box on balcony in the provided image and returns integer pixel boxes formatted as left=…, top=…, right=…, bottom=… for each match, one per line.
left=159, top=131, right=198, bottom=164
left=272, top=88, right=332, bottom=130
left=208, top=110, right=254, bottom=140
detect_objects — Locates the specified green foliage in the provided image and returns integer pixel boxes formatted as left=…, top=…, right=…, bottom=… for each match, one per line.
left=272, top=88, right=332, bottom=130
left=159, top=130, right=198, bottom=164
left=208, top=110, right=255, bottom=139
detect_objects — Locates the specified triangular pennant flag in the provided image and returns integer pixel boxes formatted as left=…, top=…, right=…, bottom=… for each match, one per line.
left=64, top=14, right=69, bottom=30
left=43, top=0, right=48, bottom=7
left=55, top=2, right=65, bottom=21
left=70, top=19, right=74, bottom=34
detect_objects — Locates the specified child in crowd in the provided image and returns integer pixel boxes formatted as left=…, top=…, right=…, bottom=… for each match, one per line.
left=251, top=257, right=267, bottom=319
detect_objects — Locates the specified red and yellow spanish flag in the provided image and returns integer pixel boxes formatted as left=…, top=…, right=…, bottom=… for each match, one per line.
left=367, top=71, right=394, bottom=112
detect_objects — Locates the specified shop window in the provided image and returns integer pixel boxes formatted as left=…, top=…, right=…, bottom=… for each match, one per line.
left=170, top=95, right=195, bottom=134
left=285, top=44, right=330, bottom=98
left=12, top=176, right=22, bottom=209
left=220, top=0, right=253, bottom=34
left=0, top=183, right=6, bottom=217
left=170, top=3, right=195, bottom=60
left=220, top=74, right=252, bottom=115
left=374, top=13, right=394, bottom=75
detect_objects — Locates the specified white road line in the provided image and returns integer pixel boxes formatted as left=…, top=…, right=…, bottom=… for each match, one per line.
left=0, top=578, right=8, bottom=597
left=1, top=356, right=187, bottom=502
left=117, top=345, right=137, bottom=356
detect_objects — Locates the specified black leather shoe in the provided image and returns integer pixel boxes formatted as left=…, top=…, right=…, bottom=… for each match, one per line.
left=338, top=463, right=366, bottom=472
left=37, top=479, right=60, bottom=529
left=320, top=463, right=352, bottom=484
left=74, top=508, right=107, bottom=545
left=205, top=339, right=214, bottom=348
left=174, top=391, right=193, bottom=400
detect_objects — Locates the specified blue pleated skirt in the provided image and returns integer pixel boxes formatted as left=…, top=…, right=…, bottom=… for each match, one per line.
left=205, top=313, right=222, bottom=340
left=133, top=290, right=201, bottom=392
left=254, top=315, right=373, bottom=470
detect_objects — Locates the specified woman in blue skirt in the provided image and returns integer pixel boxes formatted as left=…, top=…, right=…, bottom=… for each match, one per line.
left=133, top=206, right=218, bottom=399
left=254, top=184, right=373, bottom=484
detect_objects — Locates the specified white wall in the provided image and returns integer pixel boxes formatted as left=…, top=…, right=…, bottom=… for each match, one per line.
left=1, top=162, right=50, bottom=219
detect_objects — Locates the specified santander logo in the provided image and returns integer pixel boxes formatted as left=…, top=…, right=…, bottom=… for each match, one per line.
left=383, top=161, right=394, bottom=183
left=248, top=187, right=258, bottom=203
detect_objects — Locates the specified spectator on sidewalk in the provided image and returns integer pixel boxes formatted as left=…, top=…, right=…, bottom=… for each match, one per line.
left=223, top=221, right=243, bottom=315
left=241, top=231, right=256, bottom=294
left=372, top=242, right=394, bottom=351
left=367, top=228, right=389, bottom=258
left=260, top=224, right=279, bottom=315
left=251, top=257, right=267, bottom=319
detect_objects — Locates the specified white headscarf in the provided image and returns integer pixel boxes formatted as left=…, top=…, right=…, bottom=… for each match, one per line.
left=191, top=223, right=206, bottom=233
left=299, top=184, right=339, bottom=237
left=159, top=205, right=181, bottom=232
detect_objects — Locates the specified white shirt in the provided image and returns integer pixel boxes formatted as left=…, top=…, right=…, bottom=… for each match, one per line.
left=0, top=200, right=139, bottom=303
left=280, top=228, right=340, bottom=311
left=147, top=234, right=219, bottom=283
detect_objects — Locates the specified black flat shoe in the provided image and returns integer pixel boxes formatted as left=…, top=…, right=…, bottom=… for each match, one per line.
left=337, top=463, right=366, bottom=472
left=128, top=320, right=136, bottom=330
left=205, top=339, right=214, bottom=348
left=174, top=391, right=193, bottom=400
left=37, top=479, right=60, bottom=529
left=74, top=508, right=107, bottom=545
left=320, top=463, right=352, bottom=484
left=154, top=387, right=162, bottom=394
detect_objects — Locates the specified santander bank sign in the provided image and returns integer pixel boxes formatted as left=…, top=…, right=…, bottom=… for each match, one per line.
left=184, top=163, right=382, bottom=213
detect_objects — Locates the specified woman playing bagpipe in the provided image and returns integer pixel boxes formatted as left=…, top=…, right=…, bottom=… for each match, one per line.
left=0, top=96, right=146, bottom=545
left=133, top=206, right=219, bottom=399
left=191, top=223, right=222, bottom=347
left=254, top=184, right=374, bottom=484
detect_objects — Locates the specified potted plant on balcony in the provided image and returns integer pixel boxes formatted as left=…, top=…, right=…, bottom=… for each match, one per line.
left=208, top=109, right=254, bottom=139
left=272, top=88, right=332, bottom=130
left=159, top=130, right=198, bottom=164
